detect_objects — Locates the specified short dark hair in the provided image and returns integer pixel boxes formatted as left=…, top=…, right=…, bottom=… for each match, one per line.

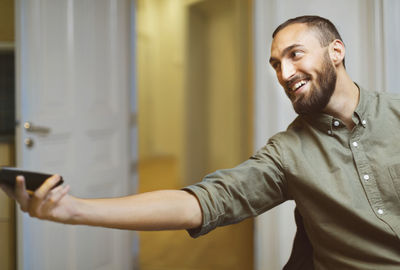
left=272, top=15, right=346, bottom=67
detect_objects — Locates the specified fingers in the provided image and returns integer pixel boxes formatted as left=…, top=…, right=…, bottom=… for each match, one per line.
left=29, top=175, right=61, bottom=216
left=34, top=174, right=62, bottom=200
left=1, top=177, right=31, bottom=212
left=45, top=184, right=70, bottom=204
left=15, top=176, right=30, bottom=211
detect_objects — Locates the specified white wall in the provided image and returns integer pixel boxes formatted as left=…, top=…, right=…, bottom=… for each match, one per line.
left=253, top=0, right=400, bottom=269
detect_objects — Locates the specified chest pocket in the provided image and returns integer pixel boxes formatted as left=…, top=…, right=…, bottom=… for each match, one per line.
left=388, top=164, right=400, bottom=199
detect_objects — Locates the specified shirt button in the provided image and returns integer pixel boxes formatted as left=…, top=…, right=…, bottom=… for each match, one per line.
left=363, top=174, right=370, bottom=180
left=333, top=120, right=340, bottom=127
left=362, top=119, right=367, bottom=125
left=328, top=130, right=332, bottom=135
left=352, top=142, right=358, bottom=147
left=377, top=209, right=384, bottom=215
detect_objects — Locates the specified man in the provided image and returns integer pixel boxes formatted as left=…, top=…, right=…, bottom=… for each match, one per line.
left=1, top=15, right=400, bottom=269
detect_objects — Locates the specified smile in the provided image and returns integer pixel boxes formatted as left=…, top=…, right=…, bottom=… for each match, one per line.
left=290, top=79, right=309, bottom=93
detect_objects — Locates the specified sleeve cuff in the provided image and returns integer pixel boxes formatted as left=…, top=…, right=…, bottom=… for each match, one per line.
left=181, top=185, right=215, bottom=238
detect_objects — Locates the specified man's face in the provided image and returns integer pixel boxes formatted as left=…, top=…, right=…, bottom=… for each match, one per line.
left=269, top=23, right=337, bottom=114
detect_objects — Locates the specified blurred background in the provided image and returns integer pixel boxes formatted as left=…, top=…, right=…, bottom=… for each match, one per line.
left=0, top=0, right=399, bottom=270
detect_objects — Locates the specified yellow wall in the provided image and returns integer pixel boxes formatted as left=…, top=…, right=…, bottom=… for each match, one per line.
left=184, top=0, right=253, bottom=182
left=137, top=0, right=253, bottom=183
left=136, top=0, right=185, bottom=164
left=0, top=0, right=14, bottom=42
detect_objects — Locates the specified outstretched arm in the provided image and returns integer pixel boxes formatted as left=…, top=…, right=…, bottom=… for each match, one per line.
left=0, top=175, right=203, bottom=231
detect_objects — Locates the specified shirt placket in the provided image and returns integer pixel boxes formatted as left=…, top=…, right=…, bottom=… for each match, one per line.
left=349, top=123, right=399, bottom=236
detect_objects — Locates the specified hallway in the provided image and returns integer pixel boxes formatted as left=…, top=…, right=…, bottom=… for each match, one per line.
left=138, top=156, right=254, bottom=270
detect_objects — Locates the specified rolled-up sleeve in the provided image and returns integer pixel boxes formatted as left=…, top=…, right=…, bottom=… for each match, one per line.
left=182, top=139, right=288, bottom=238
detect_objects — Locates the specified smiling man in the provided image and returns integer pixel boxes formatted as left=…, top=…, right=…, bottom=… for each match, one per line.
left=2, top=15, right=400, bottom=270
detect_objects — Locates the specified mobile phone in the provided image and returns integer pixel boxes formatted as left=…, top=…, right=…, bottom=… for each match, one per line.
left=0, top=167, right=64, bottom=191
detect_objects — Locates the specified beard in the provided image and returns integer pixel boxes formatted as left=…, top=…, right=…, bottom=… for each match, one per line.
left=286, top=51, right=337, bottom=115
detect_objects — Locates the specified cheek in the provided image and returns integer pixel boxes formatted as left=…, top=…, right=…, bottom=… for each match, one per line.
left=297, top=61, right=314, bottom=74
left=297, top=54, right=323, bottom=75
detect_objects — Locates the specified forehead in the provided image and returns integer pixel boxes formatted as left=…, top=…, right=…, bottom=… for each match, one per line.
left=270, top=23, right=321, bottom=57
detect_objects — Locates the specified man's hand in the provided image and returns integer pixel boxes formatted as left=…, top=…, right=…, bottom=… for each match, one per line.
left=0, top=175, right=76, bottom=224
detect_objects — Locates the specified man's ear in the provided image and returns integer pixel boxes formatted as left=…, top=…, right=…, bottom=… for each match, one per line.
left=329, top=39, right=345, bottom=66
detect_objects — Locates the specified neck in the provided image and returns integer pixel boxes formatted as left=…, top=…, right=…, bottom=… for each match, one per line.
left=323, top=68, right=359, bottom=130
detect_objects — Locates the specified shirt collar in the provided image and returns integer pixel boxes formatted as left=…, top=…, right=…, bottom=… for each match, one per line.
left=300, top=83, right=370, bottom=133
left=352, top=84, right=369, bottom=127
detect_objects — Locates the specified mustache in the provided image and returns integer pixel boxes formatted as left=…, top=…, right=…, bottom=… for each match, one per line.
left=285, top=75, right=312, bottom=91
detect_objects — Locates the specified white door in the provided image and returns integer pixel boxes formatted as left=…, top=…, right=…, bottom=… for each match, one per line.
left=15, top=0, right=135, bottom=269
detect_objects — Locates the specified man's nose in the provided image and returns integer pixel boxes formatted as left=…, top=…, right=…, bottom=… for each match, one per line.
left=281, top=61, right=296, bottom=81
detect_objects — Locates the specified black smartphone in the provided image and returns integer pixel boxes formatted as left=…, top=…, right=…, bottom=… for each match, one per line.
left=0, top=167, right=64, bottom=191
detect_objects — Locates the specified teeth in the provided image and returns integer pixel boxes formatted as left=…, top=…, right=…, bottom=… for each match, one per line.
left=293, top=80, right=307, bottom=91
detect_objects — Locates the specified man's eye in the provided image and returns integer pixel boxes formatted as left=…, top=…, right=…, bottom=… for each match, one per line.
left=291, top=51, right=303, bottom=58
left=272, top=62, right=281, bottom=71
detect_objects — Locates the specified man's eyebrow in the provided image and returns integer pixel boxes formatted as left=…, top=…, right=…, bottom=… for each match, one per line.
left=269, top=44, right=304, bottom=64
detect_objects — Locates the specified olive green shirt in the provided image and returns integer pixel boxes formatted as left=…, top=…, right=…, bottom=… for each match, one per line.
left=184, top=87, right=400, bottom=269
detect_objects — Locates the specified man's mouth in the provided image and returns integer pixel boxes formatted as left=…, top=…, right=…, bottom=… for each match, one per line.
left=288, top=79, right=310, bottom=93
left=293, top=80, right=307, bottom=90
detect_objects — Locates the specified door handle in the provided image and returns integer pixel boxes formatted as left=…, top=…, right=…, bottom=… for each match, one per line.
left=24, top=122, right=51, bottom=135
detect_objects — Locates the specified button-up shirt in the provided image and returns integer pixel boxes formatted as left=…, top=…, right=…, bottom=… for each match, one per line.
left=184, top=87, right=400, bottom=269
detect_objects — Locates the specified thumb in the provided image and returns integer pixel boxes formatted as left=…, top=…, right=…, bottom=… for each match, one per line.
left=15, top=176, right=31, bottom=212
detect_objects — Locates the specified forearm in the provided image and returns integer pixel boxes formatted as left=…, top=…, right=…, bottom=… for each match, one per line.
left=72, top=190, right=203, bottom=231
